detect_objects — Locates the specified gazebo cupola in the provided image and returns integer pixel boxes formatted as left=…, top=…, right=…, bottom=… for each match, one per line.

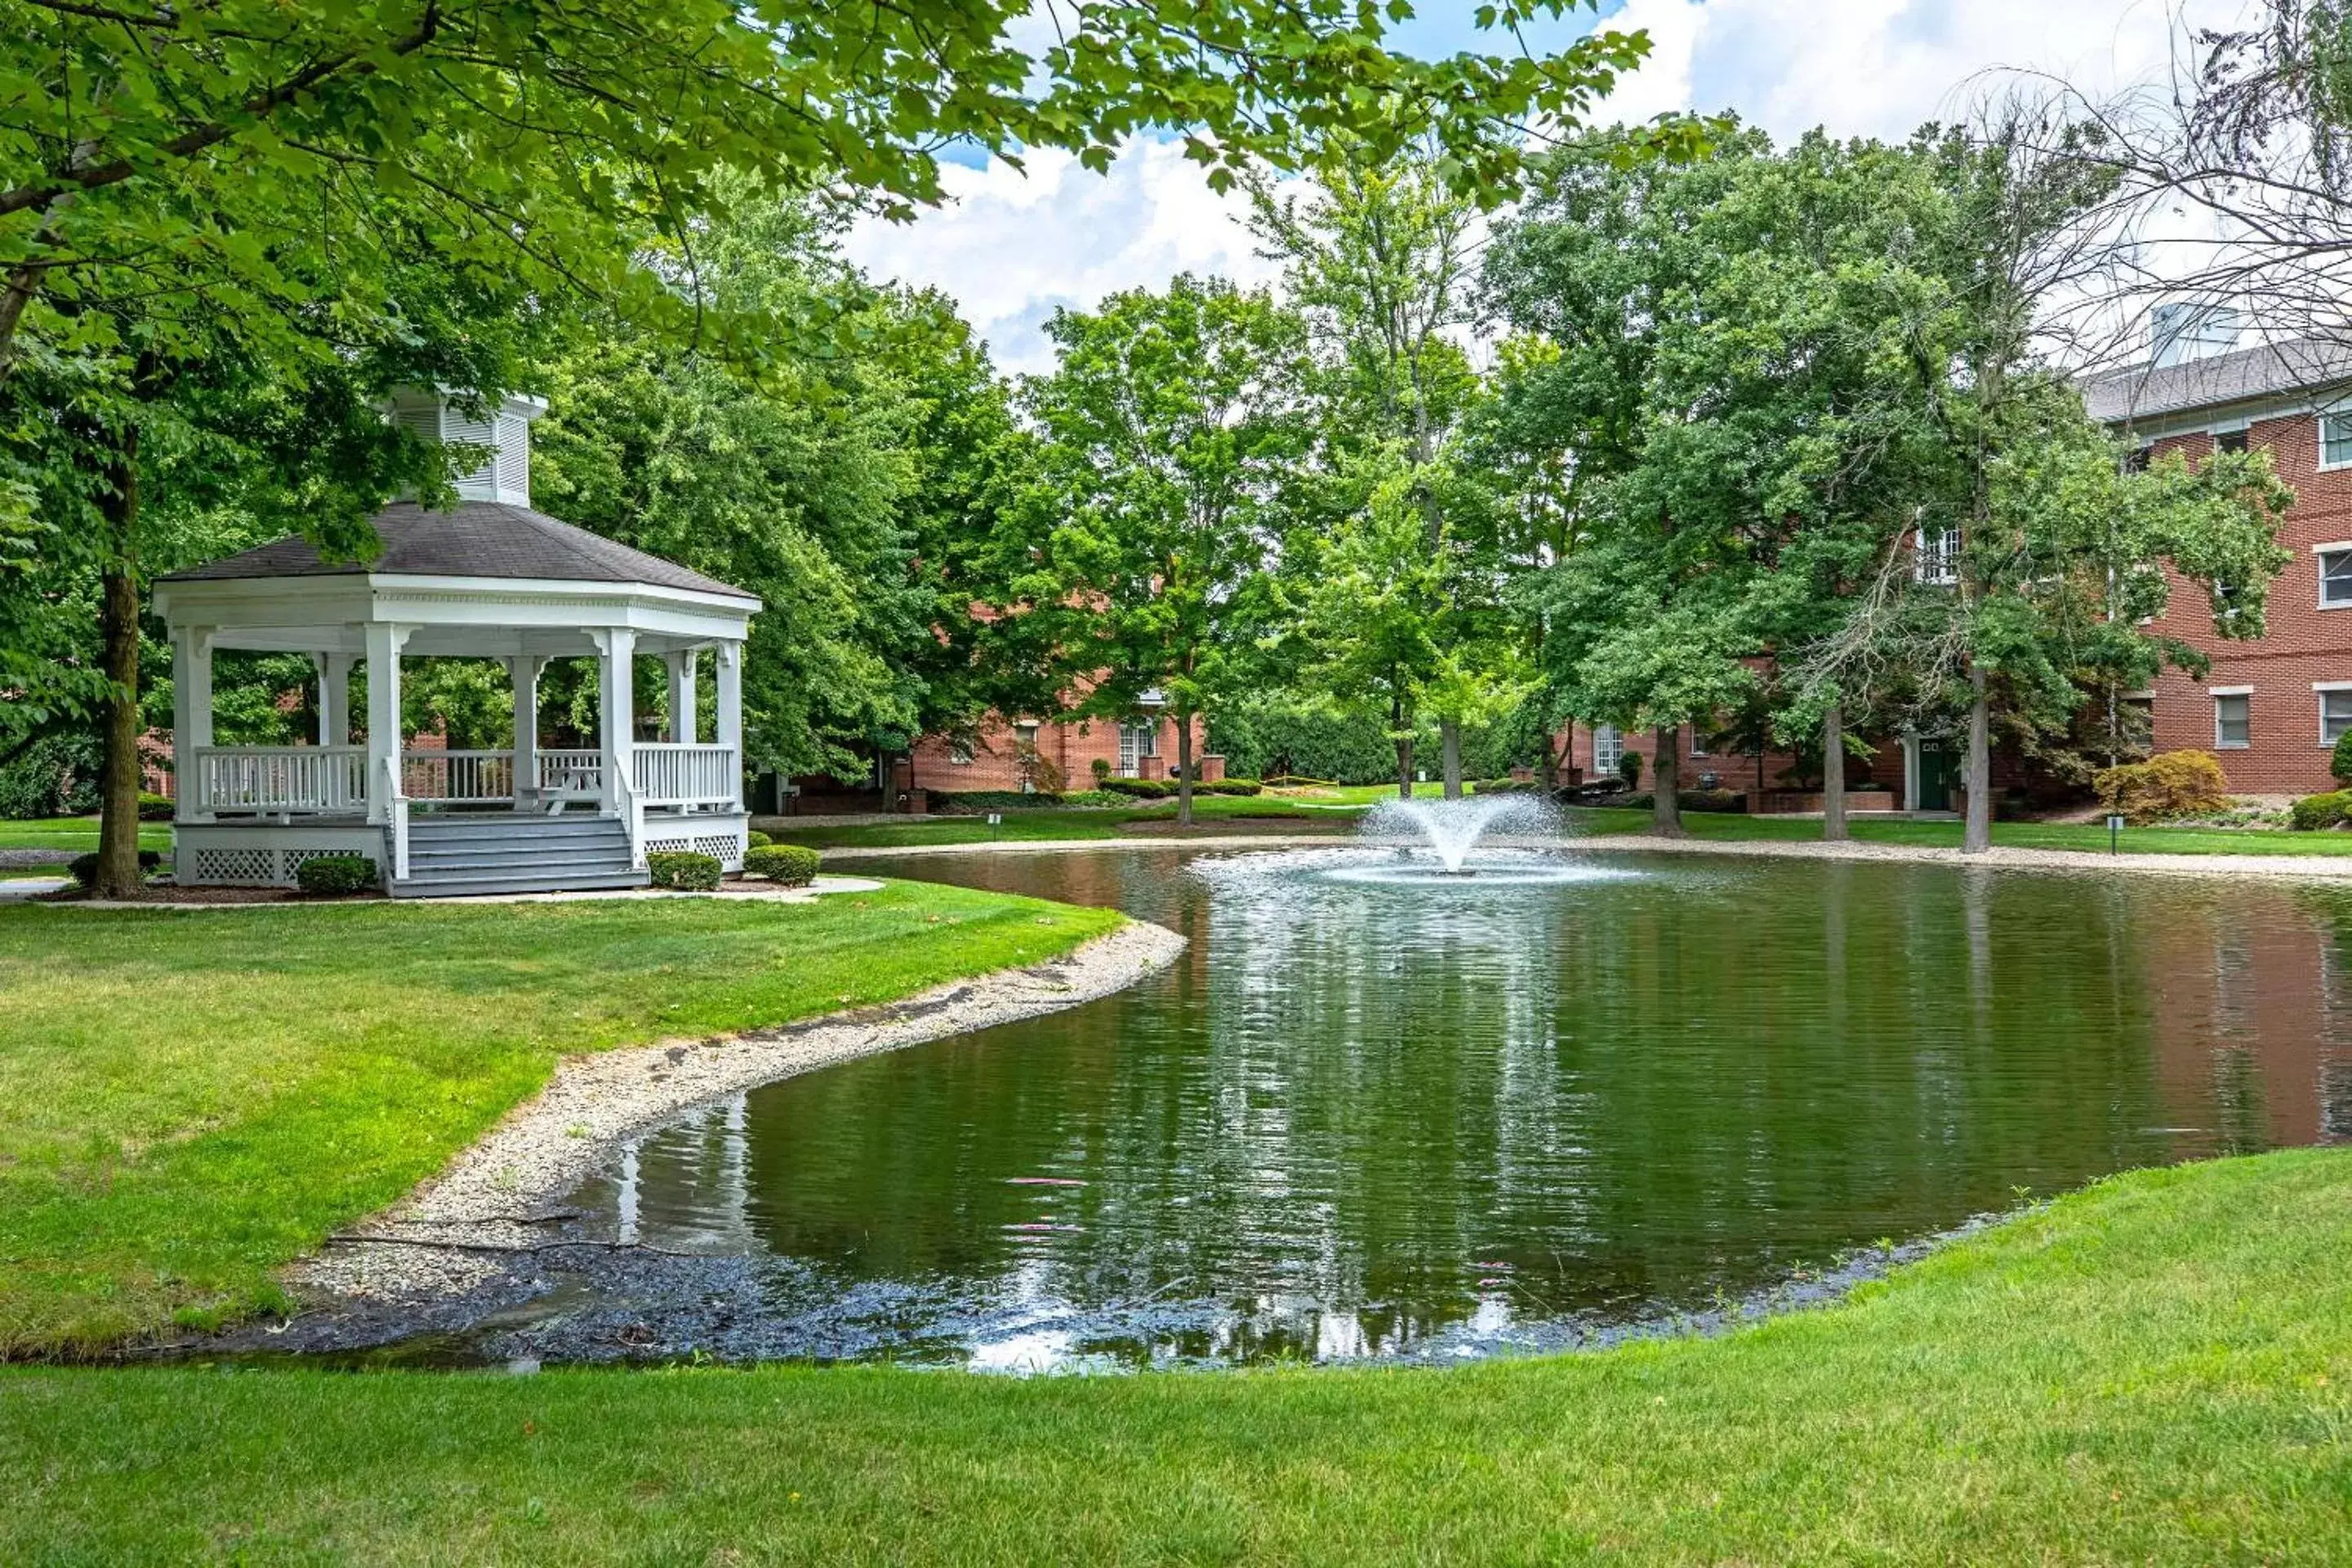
left=152, top=388, right=763, bottom=897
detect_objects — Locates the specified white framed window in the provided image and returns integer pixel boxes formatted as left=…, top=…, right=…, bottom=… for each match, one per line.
left=2214, top=426, right=2250, bottom=455
left=2213, top=688, right=2252, bottom=750
left=2323, top=413, right=2352, bottom=470
left=2320, top=545, right=2352, bottom=607
left=1914, top=526, right=1961, bottom=585
left=1013, top=720, right=1040, bottom=748
left=1688, top=724, right=1709, bottom=757
left=2319, top=684, right=2352, bottom=745
left=947, top=740, right=974, bottom=765
left=1592, top=724, right=1624, bottom=777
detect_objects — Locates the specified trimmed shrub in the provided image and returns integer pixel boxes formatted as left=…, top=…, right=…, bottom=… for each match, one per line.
left=1058, top=789, right=1125, bottom=807
left=744, top=844, right=822, bottom=886
left=1090, top=757, right=1113, bottom=783
left=1617, top=751, right=1643, bottom=789
left=1199, top=778, right=1263, bottom=796
left=934, top=790, right=1065, bottom=813
left=0, top=733, right=105, bottom=818
left=647, top=850, right=722, bottom=891
left=1616, top=790, right=1743, bottom=814
left=2290, top=791, right=2352, bottom=831
left=745, top=829, right=774, bottom=849
left=2333, top=730, right=2352, bottom=786
left=65, top=849, right=162, bottom=888
left=138, top=792, right=175, bottom=821
left=2094, top=749, right=2231, bottom=825
left=294, top=854, right=376, bottom=896
left=1101, top=777, right=1172, bottom=799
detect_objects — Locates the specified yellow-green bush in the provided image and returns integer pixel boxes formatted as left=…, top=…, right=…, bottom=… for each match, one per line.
left=2093, top=751, right=2231, bottom=824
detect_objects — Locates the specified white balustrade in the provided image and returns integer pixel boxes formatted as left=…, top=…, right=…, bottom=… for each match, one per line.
left=401, top=749, right=515, bottom=803
left=194, top=746, right=368, bottom=813
left=632, top=743, right=737, bottom=807
left=535, top=748, right=604, bottom=800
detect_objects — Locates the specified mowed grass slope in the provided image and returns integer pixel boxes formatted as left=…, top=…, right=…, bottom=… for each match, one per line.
left=3, top=1149, right=2347, bottom=1563
left=0, top=886, right=1123, bottom=1354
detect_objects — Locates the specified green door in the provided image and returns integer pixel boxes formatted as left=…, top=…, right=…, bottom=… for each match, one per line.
left=1916, top=746, right=1958, bottom=812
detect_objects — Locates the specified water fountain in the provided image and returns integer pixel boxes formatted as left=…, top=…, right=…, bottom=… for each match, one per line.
left=1359, top=792, right=1564, bottom=876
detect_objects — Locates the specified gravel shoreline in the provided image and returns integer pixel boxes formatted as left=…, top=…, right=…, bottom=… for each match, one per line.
left=819, top=829, right=2352, bottom=881
left=293, top=918, right=1187, bottom=1311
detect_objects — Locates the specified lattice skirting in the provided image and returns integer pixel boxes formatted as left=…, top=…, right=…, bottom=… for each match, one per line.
left=180, top=835, right=384, bottom=887
left=643, top=826, right=747, bottom=871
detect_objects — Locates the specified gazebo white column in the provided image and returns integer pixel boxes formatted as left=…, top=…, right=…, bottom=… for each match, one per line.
left=715, top=641, right=744, bottom=811
left=592, top=628, right=637, bottom=815
left=666, top=649, right=699, bottom=744
left=172, top=626, right=213, bottom=821
left=316, top=651, right=354, bottom=748
left=363, top=622, right=412, bottom=825
left=510, top=654, right=546, bottom=812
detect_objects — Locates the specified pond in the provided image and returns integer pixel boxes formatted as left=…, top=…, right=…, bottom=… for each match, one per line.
left=523, top=844, right=2352, bottom=1370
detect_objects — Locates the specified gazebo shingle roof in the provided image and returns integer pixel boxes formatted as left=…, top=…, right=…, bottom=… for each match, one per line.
left=159, top=501, right=755, bottom=603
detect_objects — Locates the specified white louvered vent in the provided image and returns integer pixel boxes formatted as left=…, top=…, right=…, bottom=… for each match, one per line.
left=385, top=388, right=545, bottom=506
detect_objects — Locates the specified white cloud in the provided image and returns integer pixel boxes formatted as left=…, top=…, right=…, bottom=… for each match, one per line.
left=846, top=1, right=2263, bottom=373
left=844, top=140, right=1281, bottom=376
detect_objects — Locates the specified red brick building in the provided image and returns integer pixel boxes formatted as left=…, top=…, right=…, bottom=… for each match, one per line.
left=2087, top=338, right=2352, bottom=800
left=908, top=705, right=1210, bottom=795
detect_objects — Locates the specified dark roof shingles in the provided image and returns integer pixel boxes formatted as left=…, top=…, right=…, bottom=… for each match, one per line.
left=2082, top=338, right=2352, bottom=424
left=160, top=501, right=756, bottom=603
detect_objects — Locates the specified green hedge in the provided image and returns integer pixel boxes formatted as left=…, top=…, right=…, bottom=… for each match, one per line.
left=1209, top=704, right=1415, bottom=786
left=744, top=844, right=822, bottom=886
left=647, top=850, right=722, bottom=891
left=0, top=733, right=104, bottom=819
left=1621, top=789, right=1747, bottom=814
left=294, top=854, right=377, bottom=896
left=2291, top=791, right=2352, bottom=831
left=933, top=790, right=1064, bottom=813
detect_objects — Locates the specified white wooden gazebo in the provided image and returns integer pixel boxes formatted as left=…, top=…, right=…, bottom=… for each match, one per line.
left=151, top=390, right=761, bottom=896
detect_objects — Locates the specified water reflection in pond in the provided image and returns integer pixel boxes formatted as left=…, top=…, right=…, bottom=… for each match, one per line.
left=556, top=847, right=2352, bottom=1368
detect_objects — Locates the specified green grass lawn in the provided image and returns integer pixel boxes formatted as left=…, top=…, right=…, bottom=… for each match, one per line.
left=0, top=813, right=172, bottom=855
left=764, top=792, right=1368, bottom=850
left=0, top=885, right=1124, bottom=1356
left=2, top=1147, right=2344, bottom=1562
left=1568, top=805, right=2352, bottom=857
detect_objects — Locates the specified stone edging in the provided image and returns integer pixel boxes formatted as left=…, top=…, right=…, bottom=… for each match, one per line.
left=295, top=919, right=1187, bottom=1305
left=816, top=829, right=2352, bottom=882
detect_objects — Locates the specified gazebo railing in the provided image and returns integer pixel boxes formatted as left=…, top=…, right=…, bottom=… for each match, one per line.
left=633, top=743, right=736, bottom=808
left=193, top=746, right=368, bottom=813
left=534, top=748, right=604, bottom=801
left=402, top=749, right=516, bottom=804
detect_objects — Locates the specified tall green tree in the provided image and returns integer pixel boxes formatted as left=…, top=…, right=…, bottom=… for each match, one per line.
left=1009, top=275, right=1308, bottom=826
left=1251, top=138, right=1517, bottom=798
left=0, top=0, right=1685, bottom=374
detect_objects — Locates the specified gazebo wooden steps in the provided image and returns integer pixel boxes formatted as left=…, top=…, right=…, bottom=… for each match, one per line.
left=390, top=815, right=647, bottom=898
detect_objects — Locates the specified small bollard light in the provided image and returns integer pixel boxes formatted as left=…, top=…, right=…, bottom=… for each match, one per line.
left=988, top=811, right=1003, bottom=842
left=2106, top=812, right=2126, bottom=855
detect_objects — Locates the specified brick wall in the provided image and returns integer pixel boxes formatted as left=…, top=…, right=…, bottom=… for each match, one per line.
left=911, top=710, right=1206, bottom=795
left=2143, top=412, right=2352, bottom=795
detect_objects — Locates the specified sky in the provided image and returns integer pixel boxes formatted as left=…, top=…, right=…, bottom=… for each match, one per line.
left=843, top=1, right=2254, bottom=375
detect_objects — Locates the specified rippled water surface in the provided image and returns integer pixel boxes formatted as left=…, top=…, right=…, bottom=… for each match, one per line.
left=537, top=846, right=2352, bottom=1369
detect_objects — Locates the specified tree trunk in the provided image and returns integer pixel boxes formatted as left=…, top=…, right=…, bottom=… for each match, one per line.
left=1440, top=719, right=1463, bottom=800
left=1822, top=705, right=1849, bottom=843
left=1538, top=728, right=1559, bottom=791
left=1175, top=714, right=1195, bottom=827
left=1651, top=725, right=1684, bottom=837
left=878, top=748, right=899, bottom=813
left=1394, top=717, right=1414, bottom=800
left=1963, top=665, right=1992, bottom=853
left=95, top=428, right=143, bottom=898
